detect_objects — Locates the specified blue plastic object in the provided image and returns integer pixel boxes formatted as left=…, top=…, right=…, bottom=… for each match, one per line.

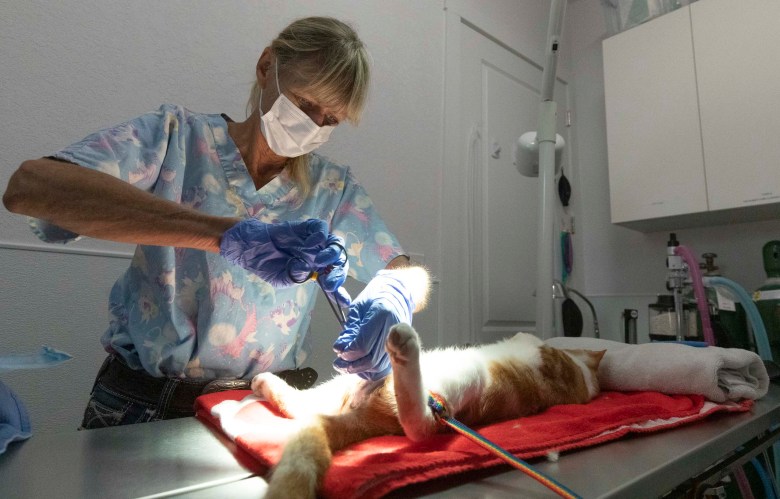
left=0, top=380, right=32, bottom=454
left=650, top=340, right=709, bottom=348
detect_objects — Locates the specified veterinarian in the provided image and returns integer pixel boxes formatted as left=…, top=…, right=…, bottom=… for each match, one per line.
left=3, top=16, right=423, bottom=429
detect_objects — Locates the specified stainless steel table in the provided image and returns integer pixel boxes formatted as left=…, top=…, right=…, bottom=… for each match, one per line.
left=3, top=385, right=780, bottom=498
left=0, top=417, right=255, bottom=498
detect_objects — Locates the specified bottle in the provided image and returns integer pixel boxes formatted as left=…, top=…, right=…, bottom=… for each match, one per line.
left=649, top=294, right=698, bottom=341
left=755, top=241, right=780, bottom=361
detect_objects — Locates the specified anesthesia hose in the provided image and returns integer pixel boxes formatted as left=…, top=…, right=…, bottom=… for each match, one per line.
left=702, top=276, right=771, bottom=361
left=702, top=275, right=778, bottom=492
left=674, top=245, right=716, bottom=345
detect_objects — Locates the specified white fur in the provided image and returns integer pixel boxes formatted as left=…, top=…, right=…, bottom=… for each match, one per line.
left=418, top=331, right=544, bottom=415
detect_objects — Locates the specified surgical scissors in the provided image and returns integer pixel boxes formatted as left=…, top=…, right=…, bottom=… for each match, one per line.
left=286, top=242, right=348, bottom=328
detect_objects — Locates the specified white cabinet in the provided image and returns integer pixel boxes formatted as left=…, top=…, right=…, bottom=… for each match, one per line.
left=603, top=0, right=780, bottom=231
left=692, top=0, right=780, bottom=211
left=603, top=6, right=707, bottom=225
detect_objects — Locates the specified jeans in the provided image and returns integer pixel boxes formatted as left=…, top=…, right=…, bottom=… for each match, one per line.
left=80, top=381, right=165, bottom=429
left=79, top=355, right=318, bottom=429
left=79, top=356, right=201, bottom=430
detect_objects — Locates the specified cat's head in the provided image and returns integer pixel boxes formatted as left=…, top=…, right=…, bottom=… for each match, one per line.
left=562, top=349, right=606, bottom=400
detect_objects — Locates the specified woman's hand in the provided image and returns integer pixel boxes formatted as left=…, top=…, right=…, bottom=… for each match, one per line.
left=220, top=218, right=349, bottom=289
left=332, top=267, right=430, bottom=380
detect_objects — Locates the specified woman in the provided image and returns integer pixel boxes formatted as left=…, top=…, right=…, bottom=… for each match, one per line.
left=3, top=16, right=425, bottom=428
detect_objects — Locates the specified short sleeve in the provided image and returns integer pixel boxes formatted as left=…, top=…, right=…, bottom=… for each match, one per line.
left=29, top=105, right=180, bottom=243
left=51, top=105, right=177, bottom=188
left=331, top=169, right=406, bottom=283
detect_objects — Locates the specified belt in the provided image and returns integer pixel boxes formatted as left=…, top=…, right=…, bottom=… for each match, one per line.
left=97, top=355, right=318, bottom=416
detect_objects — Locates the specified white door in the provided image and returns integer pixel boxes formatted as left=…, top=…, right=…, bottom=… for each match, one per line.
left=456, top=23, right=571, bottom=344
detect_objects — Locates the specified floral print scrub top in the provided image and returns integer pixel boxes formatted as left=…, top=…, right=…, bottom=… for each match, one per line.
left=30, top=104, right=404, bottom=379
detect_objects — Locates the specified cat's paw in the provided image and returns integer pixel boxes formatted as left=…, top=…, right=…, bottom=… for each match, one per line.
left=250, top=372, right=277, bottom=398
left=251, top=373, right=292, bottom=412
left=386, top=323, right=420, bottom=367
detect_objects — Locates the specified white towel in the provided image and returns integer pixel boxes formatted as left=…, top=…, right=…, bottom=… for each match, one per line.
left=545, top=337, right=769, bottom=403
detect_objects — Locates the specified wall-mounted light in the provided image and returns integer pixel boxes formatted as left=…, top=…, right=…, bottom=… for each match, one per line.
left=513, top=131, right=565, bottom=178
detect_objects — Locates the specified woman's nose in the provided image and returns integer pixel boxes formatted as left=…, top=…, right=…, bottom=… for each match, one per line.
left=306, top=109, right=326, bottom=126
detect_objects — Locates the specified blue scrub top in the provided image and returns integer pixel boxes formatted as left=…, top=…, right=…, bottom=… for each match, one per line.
left=30, top=104, right=404, bottom=379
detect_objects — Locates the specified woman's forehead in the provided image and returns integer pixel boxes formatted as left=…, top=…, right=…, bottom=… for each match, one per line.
left=289, top=84, right=349, bottom=116
left=276, top=59, right=362, bottom=123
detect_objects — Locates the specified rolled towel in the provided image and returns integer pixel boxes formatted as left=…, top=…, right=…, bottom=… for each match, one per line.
left=545, top=337, right=769, bottom=403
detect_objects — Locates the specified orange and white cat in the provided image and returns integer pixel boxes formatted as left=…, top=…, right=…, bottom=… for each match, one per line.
left=251, top=322, right=604, bottom=499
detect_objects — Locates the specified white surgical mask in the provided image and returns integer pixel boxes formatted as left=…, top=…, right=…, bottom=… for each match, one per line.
left=259, top=60, right=334, bottom=157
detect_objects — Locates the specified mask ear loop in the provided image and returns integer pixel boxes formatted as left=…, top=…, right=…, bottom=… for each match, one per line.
left=257, top=58, right=281, bottom=116
left=274, top=58, right=282, bottom=96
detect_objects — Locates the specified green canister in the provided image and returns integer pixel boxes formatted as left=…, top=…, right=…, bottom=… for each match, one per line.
left=755, top=241, right=780, bottom=361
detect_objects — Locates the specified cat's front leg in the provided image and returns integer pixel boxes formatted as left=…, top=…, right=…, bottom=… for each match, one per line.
left=251, top=372, right=310, bottom=419
left=386, top=323, right=438, bottom=441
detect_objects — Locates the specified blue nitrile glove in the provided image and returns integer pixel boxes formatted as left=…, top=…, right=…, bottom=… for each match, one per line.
left=332, top=270, right=417, bottom=380
left=219, top=218, right=329, bottom=288
left=315, top=234, right=351, bottom=307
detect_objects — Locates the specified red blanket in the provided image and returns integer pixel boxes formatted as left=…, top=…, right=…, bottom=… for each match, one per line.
left=195, top=390, right=751, bottom=499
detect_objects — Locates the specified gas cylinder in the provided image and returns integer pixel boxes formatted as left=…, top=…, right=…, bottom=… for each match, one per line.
left=755, top=241, right=780, bottom=361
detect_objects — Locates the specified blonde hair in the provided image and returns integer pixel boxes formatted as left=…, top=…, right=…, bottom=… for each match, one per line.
left=247, top=16, right=371, bottom=200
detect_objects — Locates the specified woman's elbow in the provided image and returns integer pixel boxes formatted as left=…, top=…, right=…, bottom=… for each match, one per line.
left=3, top=160, right=41, bottom=213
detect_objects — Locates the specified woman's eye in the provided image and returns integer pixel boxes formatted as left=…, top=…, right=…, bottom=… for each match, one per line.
left=325, top=115, right=339, bottom=126
left=298, top=97, right=312, bottom=109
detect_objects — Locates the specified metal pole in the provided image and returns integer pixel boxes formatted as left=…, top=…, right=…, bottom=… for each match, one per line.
left=535, top=0, right=567, bottom=339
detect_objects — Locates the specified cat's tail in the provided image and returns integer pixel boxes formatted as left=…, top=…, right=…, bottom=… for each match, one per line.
left=265, top=396, right=401, bottom=499
left=264, top=421, right=332, bottom=499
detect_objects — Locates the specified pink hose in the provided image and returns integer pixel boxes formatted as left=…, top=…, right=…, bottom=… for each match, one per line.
left=734, top=467, right=756, bottom=499
left=674, top=245, right=716, bottom=345
left=677, top=245, right=753, bottom=497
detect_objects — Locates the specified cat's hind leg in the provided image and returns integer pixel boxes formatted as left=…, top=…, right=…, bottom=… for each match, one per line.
left=386, top=323, right=439, bottom=441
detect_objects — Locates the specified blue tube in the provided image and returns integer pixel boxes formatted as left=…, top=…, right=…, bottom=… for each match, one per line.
left=751, top=457, right=778, bottom=499
left=703, top=276, right=779, bottom=490
left=703, top=276, right=772, bottom=361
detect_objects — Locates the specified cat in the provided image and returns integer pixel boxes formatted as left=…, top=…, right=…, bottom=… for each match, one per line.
left=251, top=323, right=605, bottom=499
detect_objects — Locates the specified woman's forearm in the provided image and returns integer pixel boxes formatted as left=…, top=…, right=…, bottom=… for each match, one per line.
left=3, top=158, right=239, bottom=252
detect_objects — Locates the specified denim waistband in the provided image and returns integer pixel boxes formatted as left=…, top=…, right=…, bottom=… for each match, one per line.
left=96, top=356, right=226, bottom=415
left=95, top=356, right=319, bottom=416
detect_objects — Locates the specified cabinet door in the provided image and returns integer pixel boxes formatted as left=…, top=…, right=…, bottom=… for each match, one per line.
left=603, top=6, right=708, bottom=224
left=692, top=0, right=780, bottom=211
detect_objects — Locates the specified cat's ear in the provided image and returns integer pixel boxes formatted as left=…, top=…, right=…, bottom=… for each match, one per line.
left=585, top=349, right=606, bottom=370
